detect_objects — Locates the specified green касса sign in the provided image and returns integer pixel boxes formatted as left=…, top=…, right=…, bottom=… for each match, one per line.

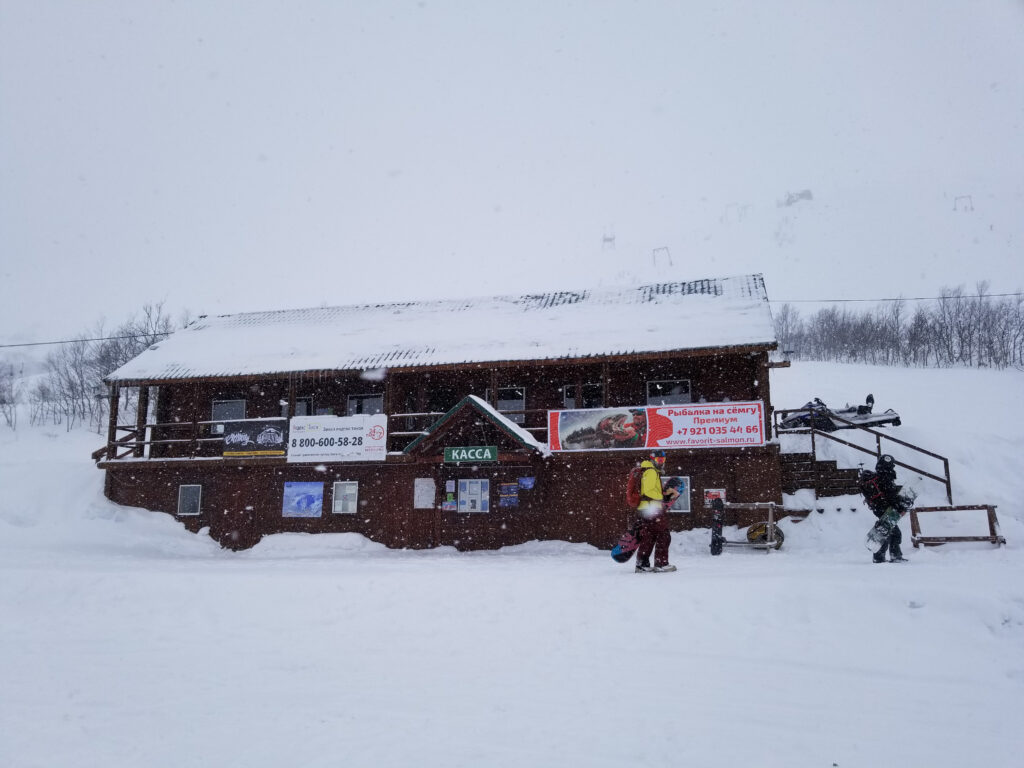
left=444, top=446, right=498, bottom=463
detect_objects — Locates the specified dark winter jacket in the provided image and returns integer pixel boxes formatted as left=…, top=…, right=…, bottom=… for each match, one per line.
left=859, top=469, right=903, bottom=517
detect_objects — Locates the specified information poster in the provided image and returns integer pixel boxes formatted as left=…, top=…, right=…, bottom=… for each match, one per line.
left=287, top=414, right=387, bottom=463
left=414, top=478, right=435, bottom=509
left=499, top=482, right=519, bottom=507
left=547, top=401, right=765, bottom=452
left=704, top=488, right=727, bottom=507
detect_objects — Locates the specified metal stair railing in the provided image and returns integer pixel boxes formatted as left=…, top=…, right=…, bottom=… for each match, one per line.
left=774, top=408, right=953, bottom=504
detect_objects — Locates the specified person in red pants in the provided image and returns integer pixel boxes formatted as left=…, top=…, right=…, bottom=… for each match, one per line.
left=635, top=450, right=680, bottom=573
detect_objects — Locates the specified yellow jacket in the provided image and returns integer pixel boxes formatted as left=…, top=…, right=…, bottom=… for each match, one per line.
left=637, top=459, right=665, bottom=517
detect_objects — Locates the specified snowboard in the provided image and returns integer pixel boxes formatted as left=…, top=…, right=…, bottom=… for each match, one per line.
left=611, top=521, right=641, bottom=563
left=709, top=498, right=725, bottom=556
left=865, top=506, right=903, bottom=550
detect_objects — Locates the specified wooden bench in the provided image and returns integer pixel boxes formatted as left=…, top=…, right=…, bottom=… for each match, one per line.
left=909, top=505, right=1006, bottom=548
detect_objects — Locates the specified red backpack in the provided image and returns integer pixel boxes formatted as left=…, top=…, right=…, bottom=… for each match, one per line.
left=626, top=465, right=644, bottom=508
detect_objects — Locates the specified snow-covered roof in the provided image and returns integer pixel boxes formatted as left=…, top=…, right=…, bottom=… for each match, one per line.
left=106, top=274, right=776, bottom=382
left=404, top=395, right=552, bottom=457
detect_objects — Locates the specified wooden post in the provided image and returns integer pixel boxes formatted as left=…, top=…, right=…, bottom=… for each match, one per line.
left=134, top=385, right=150, bottom=458
left=189, top=383, right=200, bottom=458
left=810, top=428, right=818, bottom=494
left=601, top=362, right=610, bottom=406
left=383, top=370, right=393, bottom=417
left=105, top=384, right=120, bottom=460
left=756, top=353, right=770, bottom=435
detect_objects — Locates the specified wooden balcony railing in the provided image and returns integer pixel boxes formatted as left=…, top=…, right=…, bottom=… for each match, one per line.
left=94, top=408, right=553, bottom=463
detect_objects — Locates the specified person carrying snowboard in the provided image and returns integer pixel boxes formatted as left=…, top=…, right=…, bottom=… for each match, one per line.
left=634, top=450, right=680, bottom=573
left=859, top=453, right=908, bottom=563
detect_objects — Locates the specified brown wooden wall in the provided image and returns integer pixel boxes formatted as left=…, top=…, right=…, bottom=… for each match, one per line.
left=105, top=348, right=780, bottom=550
left=104, top=445, right=783, bottom=551
left=147, top=350, right=772, bottom=456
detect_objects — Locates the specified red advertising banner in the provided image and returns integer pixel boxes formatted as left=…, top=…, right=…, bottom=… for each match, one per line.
left=547, top=401, right=765, bottom=452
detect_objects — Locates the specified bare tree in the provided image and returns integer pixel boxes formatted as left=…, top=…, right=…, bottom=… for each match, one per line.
left=772, top=303, right=803, bottom=357
left=780, top=283, right=1023, bottom=369
left=0, top=361, right=20, bottom=429
left=35, top=302, right=178, bottom=433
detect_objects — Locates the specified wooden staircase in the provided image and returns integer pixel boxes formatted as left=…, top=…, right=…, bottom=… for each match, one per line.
left=781, top=452, right=861, bottom=497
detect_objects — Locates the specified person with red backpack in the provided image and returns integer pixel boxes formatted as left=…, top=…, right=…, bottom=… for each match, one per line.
left=859, top=453, right=909, bottom=563
left=633, top=450, right=680, bottom=573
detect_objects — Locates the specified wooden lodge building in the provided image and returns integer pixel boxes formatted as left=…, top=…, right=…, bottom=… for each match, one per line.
left=96, top=274, right=789, bottom=550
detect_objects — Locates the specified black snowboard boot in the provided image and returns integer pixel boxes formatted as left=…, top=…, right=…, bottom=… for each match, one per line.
left=889, top=527, right=905, bottom=561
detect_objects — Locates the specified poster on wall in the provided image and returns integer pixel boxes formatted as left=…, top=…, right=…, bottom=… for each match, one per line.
left=499, top=482, right=519, bottom=507
left=704, top=488, right=727, bottom=507
left=414, top=478, right=435, bottom=509
left=547, top=402, right=765, bottom=452
left=663, top=476, right=691, bottom=513
left=457, top=479, right=490, bottom=513
left=287, top=414, right=388, bottom=463
left=282, top=482, right=324, bottom=517
left=222, top=419, right=288, bottom=457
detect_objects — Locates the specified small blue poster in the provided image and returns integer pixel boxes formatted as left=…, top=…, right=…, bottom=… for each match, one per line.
left=282, top=482, right=324, bottom=517
left=499, top=482, right=519, bottom=507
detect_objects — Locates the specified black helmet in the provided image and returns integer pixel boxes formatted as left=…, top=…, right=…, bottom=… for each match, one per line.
left=876, top=454, right=896, bottom=473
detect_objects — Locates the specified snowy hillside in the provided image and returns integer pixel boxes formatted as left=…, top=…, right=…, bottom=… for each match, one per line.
left=1, top=362, right=1023, bottom=768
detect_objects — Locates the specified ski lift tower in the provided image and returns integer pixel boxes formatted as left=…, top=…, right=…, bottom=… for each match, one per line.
left=652, top=246, right=672, bottom=267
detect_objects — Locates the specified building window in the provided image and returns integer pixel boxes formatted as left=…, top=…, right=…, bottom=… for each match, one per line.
left=177, top=485, right=202, bottom=516
left=332, top=481, right=359, bottom=514
left=563, top=383, right=603, bottom=409
left=647, top=379, right=692, bottom=406
left=347, top=394, right=383, bottom=416
left=210, top=399, right=246, bottom=435
left=485, top=386, right=526, bottom=424
left=427, top=384, right=459, bottom=415
left=458, top=479, right=490, bottom=513
left=281, top=397, right=313, bottom=417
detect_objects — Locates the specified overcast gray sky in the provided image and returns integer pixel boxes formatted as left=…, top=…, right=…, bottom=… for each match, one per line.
left=2, top=0, right=1022, bottom=345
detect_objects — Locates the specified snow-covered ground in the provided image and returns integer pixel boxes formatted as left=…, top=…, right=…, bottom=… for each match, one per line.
left=1, top=362, right=1022, bottom=768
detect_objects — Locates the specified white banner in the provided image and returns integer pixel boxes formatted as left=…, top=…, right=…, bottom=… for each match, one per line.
left=653, top=401, right=765, bottom=449
left=287, top=414, right=388, bottom=463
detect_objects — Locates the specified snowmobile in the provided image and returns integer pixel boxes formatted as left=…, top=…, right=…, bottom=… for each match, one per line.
left=777, top=393, right=901, bottom=433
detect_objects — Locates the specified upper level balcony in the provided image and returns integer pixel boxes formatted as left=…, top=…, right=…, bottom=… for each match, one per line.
left=92, top=407, right=548, bottom=464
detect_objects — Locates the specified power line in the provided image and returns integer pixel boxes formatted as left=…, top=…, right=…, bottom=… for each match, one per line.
left=770, top=292, right=1024, bottom=304
left=2, top=290, right=1022, bottom=349
left=0, top=333, right=169, bottom=350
